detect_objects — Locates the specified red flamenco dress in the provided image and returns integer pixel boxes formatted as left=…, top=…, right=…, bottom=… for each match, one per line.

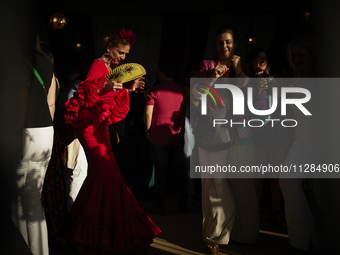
left=64, top=59, right=161, bottom=254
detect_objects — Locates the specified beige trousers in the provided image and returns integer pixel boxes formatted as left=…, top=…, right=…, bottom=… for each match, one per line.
left=199, top=140, right=259, bottom=245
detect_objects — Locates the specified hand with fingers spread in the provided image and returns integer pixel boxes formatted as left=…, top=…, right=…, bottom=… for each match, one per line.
left=128, top=77, right=145, bottom=93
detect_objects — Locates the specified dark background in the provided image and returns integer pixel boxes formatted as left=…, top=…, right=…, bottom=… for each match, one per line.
left=32, top=0, right=317, bottom=83
left=2, top=0, right=340, bottom=253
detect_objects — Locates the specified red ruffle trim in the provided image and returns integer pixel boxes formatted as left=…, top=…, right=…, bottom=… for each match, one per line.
left=64, top=77, right=130, bottom=127
left=67, top=174, right=161, bottom=254
left=72, top=213, right=160, bottom=254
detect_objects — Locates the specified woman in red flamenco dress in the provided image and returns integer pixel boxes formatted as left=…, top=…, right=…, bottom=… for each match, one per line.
left=64, top=29, right=161, bottom=254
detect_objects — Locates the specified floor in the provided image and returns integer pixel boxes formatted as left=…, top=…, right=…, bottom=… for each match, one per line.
left=5, top=189, right=332, bottom=255
left=47, top=195, right=311, bottom=255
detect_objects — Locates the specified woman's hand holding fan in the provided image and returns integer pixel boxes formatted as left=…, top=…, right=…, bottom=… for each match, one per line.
left=106, top=63, right=146, bottom=83
left=106, top=63, right=146, bottom=93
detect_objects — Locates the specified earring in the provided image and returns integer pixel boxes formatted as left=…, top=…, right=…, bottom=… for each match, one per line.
left=101, top=53, right=111, bottom=65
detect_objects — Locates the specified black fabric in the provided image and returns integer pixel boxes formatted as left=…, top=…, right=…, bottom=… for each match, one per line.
left=195, top=104, right=235, bottom=151
left=24, top=53, right=54, bottom=128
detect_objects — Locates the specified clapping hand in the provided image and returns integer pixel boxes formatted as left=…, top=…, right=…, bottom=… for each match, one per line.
left=129, top=77, right=145, bottom=93
left=231, top=55, right=243, bottom=75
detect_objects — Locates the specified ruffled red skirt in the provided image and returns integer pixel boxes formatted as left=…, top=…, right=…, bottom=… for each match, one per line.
left=66, top=120, right=161, bottom=254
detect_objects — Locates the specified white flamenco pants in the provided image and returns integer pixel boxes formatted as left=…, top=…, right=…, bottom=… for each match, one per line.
left=11, top=126, right=53, bottom=255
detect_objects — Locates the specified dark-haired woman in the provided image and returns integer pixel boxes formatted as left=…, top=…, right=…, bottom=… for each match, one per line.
left=64, top=29, right=160, bottom=254
left=192, top=27, right=259, bottom=255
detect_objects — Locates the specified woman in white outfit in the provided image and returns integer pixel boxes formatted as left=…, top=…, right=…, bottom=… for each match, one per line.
left=192, top=27, right=259, bottom=255
left=11, top=35, right=57, bottom=255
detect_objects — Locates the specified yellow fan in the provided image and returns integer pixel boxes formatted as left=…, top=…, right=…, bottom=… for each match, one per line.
left=106, top=63, right=146, bottom=83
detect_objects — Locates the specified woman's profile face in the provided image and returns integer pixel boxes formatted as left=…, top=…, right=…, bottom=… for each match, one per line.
left=108, top=43, right=130, bottom=65
left=253, top=51, right=268, bottom=73
left=216, top=33, right=237, bottom=61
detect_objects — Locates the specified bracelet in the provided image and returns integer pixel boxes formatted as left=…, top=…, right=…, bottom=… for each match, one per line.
left=236, top=71, right=245, bottom=78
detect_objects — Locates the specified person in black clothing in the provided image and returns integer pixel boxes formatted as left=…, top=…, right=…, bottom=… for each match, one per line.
left=10, top=32, right=58, bottom=255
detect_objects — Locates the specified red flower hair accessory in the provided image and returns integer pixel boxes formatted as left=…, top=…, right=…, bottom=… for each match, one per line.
left=119, top=28, right=136, bottom=46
